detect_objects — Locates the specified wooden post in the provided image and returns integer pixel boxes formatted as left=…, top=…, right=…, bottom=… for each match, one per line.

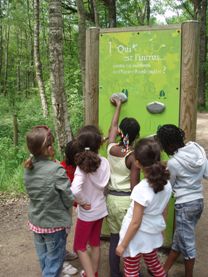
left=180, top=21, right=199, bottom=141
left=85, top=27, right=99, bottom=126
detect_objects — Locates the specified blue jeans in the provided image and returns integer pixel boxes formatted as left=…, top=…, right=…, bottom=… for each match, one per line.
left=172, top=199, right=203, bottom=259
left=33, top=230, right=67, bottom=277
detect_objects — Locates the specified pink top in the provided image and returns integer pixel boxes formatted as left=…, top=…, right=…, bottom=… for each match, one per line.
left=71, top=157, right=110, bottom=222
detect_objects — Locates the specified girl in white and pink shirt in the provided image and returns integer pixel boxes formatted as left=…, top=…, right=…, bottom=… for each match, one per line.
left=116, top=138, right=172, bottom=277
left=71, top=125, right=110, bottom=277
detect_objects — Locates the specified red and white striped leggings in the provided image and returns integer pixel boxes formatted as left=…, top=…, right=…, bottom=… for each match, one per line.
left=123, top=249, right=166, bottom=277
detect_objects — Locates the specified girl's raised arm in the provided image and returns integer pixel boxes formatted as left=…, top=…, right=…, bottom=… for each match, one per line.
left=108, top=98, right=122, bottom=144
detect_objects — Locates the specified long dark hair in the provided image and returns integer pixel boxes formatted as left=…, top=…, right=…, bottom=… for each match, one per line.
left=156, top=124, right=185, bottom=155
left=74, top=125, right=102, bottom=173
left=134, top=138, right=170, bottom=193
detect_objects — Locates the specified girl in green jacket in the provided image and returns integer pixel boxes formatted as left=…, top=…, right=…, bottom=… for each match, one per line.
left=24, top=125, right=74, bottom=277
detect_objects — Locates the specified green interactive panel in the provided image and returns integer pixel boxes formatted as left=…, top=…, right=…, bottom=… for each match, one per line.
left=99, top=28, right=181, bottom=138
left=99, top=28, right=181, bottom=246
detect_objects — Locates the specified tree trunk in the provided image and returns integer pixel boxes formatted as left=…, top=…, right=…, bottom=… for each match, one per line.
left=76, top=0, right=86, bottom=90
left=3, top=24, right=10, bottom=96
left=27, top=0, right=35, bottom=88
left=16, top=31, right=21, bottom=92
left=0, top=0, right=3, bottom=94
left=198, top=0, right=207, bottom=107
left=34, top=0, right=48, bottom=117
left=91, top=0, right=99, bottom=27
left=103, top=0, right=117, bottom=27
left=192, top=0, right=199, bottom=19
left=108, top=0, right=116, bottom=27
left=48, top=0, right=72, bottom=152
left=146, top=0, right=150, bottom=25
left=13, top=113, right=18, bottom=147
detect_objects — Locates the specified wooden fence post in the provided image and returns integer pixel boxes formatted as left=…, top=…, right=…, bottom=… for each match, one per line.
left=85, top=27, right=100, bottom=126
left=180, top=21, right=199, bottom=141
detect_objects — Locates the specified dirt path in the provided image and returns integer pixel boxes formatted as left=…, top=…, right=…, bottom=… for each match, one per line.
left=0, top=113, right=208, bottom=277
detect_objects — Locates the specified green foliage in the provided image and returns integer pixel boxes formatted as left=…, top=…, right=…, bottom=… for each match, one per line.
left=0, top=128, right=26, bottom=192
left=65, top=67, right=84, bottom=135
left=0, top=94, right=46, bottom=192
left=0, top=0, right=207, bottom=194
left=0, top=83, right=83, bottom=193
left=116, top=0, right=155, bottom=26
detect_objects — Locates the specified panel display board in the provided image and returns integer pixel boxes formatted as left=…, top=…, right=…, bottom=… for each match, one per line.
left=99, top=28, right=181, bottom=246
left=99, top=28, right=181, bottom=138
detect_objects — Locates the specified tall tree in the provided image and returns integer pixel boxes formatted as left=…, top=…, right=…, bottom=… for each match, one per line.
left=0, top=0, right=3, bottom=94
left=197, top=0, right=207, bottom=107
left=182, top=0, right=207, bottom=108
left=146, top=0, right=150, bottom=25
left=91, top=0, right=100, bottom=27
left=48, top=0, right=72, bottom=152
left=3, top=21, right=10, bottom=96
left=27, top=0, right=35, bottom=87
left=34, top=0, right=48, bottom=117
left=103, top=0, right=117, bottom=27
left=76, top=0, right=87, bottom=89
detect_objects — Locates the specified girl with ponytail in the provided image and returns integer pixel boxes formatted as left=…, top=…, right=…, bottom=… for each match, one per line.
left=71, top=125, right=110, bottom=277
left=116, top=138, right=172, bottom=277
left=24, top=126, right=74, bottom=277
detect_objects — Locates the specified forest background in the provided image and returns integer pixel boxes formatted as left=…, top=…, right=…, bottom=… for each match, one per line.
left=0, top=0, right=207, bottom=193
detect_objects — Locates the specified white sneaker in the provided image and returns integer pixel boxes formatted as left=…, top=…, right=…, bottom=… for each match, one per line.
left=62, top=263, right=78, bottom=275
left=63, top=261, right=70, bottom=268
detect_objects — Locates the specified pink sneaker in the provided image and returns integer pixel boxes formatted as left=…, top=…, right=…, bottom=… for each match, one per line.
left=79, top=270, right=98, bottom=277
left=80, top=270, right=87, bottom=277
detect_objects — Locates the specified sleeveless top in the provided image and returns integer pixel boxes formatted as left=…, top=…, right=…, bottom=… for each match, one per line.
left=107, top=143, right=133, bottom=192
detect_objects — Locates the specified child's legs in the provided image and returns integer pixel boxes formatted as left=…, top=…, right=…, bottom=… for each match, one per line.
left=163, top=249, right=180, bottom=273
left=78, top=251, right=95, bottom=277
left=107, top=195, right=131, bottom=277
left=88, top=218, right=103, bottom=273
left=33, top=232, right=47, bottom=271
left=34, top=230, right=67, bottom=277
left=109, top=233, right=121, bottom=277
left=74, top=218, right=101, bottom=276
left=143, top=249, right=166, bottom=277
left=91, top=246, right=100, bottom=274
left=169, top=199, right=203, bottom=275
left=184, top=258, right=195, bottom=277
left=123, top=254, right=141, bottom=277
left=164, top=207, right=184, bottom=272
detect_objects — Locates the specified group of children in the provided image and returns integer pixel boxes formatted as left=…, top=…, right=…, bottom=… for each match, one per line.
left=24, top=99, right=208, bottom=277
